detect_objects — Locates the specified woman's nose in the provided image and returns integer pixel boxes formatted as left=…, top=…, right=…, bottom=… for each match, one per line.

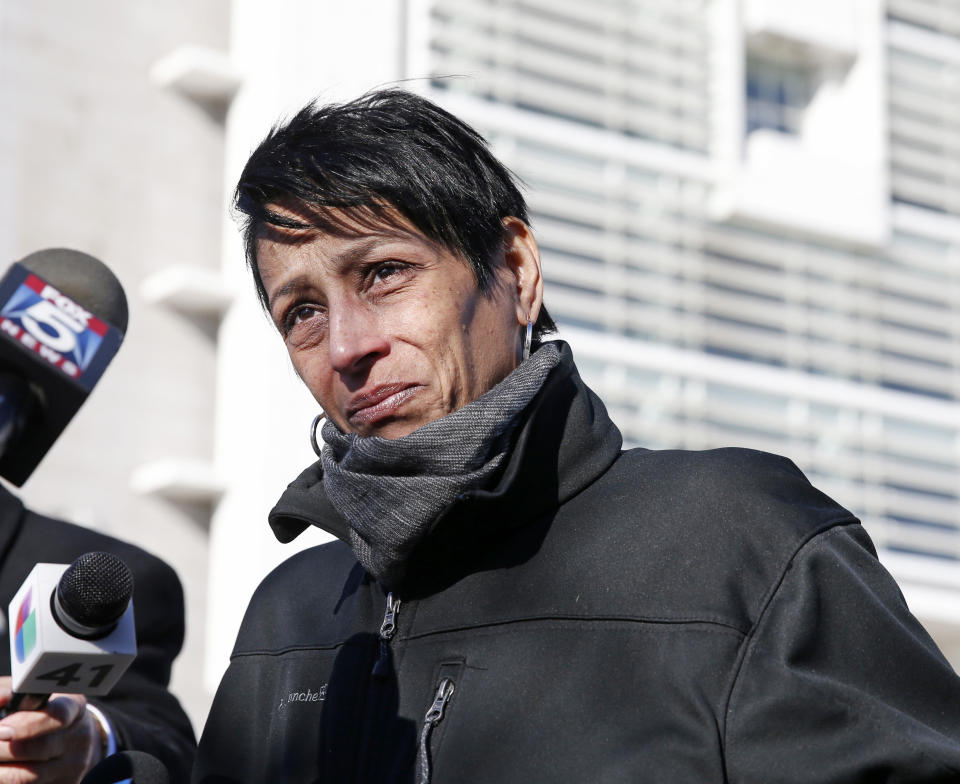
left=327, top=303, right=388, bottom=374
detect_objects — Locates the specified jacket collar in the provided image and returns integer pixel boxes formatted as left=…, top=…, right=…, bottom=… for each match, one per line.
left=268, top=342, right=623, bottom=579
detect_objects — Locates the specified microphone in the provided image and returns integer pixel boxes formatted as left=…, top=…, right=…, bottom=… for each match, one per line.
left=79, top=750, right=171, bottom=784
left=6, top=552, right=136, bottom=713
left=0, top=249, right=127, bottom=485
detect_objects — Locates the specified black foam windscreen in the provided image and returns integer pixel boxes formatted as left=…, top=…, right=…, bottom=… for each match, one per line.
left=79, top=750, right=170, bottom=784
left=55, top=552, right=133, bottom=635
left=18, top=249, right=128, bottom=335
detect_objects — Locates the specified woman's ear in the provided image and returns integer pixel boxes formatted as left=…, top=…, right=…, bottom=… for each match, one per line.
left=501, top=216, right=544, bottom=327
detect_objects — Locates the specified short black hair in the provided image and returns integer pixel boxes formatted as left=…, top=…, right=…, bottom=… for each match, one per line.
left=233, top=88, right=555, bottom=341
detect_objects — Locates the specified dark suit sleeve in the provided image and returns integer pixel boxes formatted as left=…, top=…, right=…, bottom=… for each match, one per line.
left=88, top=550, right=196, bottom=782
left=725, top=523, right=960, bottom=782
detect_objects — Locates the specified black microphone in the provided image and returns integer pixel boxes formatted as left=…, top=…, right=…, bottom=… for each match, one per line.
left=0, top=248, right=127, bottom=485
left=7, top=552, right=137, bottom=714
left=54, top=551, right=134, bottom=638
left=79, top=750, right=171, bottom=784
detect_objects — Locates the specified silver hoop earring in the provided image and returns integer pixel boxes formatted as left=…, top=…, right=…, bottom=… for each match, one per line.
left=522, top=320, right=533, bottom=361
left=309, top=411, right=327, bottom=457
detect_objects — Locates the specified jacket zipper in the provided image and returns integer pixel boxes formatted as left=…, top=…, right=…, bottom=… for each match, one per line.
left=372, top=591, right=401, bottom=678
left=357, top=592, right=404, bottom=782
left=416, top=678, right=456, bottom=784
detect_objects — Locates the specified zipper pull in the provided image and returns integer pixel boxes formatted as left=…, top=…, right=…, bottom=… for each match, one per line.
left=417, top=679, right=456, bottom=784
left=372, top=592, right=401, bottom=678
left=380, top=592, right=400, bottom=638
left=424, top=679, right=455, bottom=724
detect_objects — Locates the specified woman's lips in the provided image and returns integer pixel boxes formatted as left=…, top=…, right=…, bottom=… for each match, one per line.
left=347, top=384, right=422, bottom=425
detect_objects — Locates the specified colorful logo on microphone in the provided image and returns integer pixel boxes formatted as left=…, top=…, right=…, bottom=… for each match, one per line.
left=14, top=588, right=36, bottom=663
left=0, top=273, right=107, bottom=380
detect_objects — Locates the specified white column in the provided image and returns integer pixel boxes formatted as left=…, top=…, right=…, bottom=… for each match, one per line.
left=207, top=0, right=406, bottom=688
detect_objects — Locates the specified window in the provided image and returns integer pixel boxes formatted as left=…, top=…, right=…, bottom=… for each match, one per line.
left=745, top=54, right=813, bottom=135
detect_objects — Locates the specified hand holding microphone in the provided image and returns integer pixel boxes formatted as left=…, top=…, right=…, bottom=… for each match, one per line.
left=0, top=679, right=104, bottom=784
left=0, top=252, right=182, bottom=781
left=0, top=553, right=138, bottom=784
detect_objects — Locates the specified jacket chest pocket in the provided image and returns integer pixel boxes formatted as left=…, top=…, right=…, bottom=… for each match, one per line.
left=415, top=659, right=464, bottom=784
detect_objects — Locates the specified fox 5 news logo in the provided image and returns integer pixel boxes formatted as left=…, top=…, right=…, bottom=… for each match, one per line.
left=0, top=274, right=107, bottom=380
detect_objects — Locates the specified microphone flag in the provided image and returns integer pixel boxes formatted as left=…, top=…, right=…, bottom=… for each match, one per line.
left=8, top=562, right=135, bottom=697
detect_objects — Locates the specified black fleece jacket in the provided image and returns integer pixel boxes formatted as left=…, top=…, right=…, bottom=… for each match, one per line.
left=195, top=343, right=960, bottom=783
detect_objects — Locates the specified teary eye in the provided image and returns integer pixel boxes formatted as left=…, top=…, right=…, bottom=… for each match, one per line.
left=281, top=304, right=321, bottom=334
left=292, top=305, right=318, bottom=323
left=370, top=259, right=410, bottom=283
left=372, top=261, right=408, bottom=283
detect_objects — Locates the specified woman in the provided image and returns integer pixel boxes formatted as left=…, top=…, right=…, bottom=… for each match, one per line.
left=194, top=90, right=960, bottom=783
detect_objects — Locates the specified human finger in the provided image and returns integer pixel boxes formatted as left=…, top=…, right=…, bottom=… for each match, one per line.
left=0, top=694, right=86, bottom=751
left=0, top=706, right=101, bottom=782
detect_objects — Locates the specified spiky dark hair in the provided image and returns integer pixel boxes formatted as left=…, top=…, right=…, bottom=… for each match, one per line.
left=234, top=88, right=555, bottom=340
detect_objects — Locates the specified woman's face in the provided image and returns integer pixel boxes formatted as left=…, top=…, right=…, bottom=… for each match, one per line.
left=256, top=207, right=542, bottom=439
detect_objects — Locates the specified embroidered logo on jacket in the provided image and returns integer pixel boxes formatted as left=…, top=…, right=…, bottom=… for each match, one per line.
left=277, top=684, right=327, bottom=711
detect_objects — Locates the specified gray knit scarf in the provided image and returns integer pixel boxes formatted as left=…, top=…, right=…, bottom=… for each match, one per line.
left=320, top=342, right=561, bottom=588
